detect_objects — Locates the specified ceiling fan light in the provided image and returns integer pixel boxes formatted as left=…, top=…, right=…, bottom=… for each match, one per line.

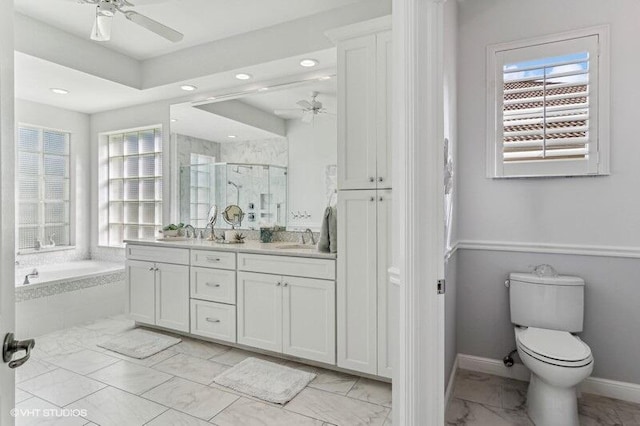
left=91, top=13, right=113, bottom=41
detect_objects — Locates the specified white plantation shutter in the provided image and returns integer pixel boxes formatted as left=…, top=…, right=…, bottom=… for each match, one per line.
left=487, top=30, right=609, bottom=178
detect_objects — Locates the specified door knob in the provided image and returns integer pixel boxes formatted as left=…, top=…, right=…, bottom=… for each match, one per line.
left=3, top=333, right=35, bottom=369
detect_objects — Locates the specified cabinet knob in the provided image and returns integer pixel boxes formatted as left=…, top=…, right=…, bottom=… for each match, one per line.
left=148, top=267, right=154, bottom=271
left=379, top=196, right=383, bottom=202
left=378, top=177, right=384, bottom=182
left=370, top=197, right=375, bottom=202
left=205, top=318, right=221, bottom=323
left=206, top=283, right=221, bottom=288
left=276, top=282, right=281, bottom=286
left=369, top=177, right=375, bottom=182
left=283, top=282, right=289, bottom=287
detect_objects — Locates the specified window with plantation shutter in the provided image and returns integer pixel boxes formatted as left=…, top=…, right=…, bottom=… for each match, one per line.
left=487, top=28, right=610, bottom=178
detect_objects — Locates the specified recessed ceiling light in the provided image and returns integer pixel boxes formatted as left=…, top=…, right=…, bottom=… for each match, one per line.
left=50, top=88, right=69, bottom=95
left=300, top=58, right=319, bottom=68
left=318, top=76, right=332, bottom=81
left=235, top=73, right=252, bottom=80
left=170, top=118, right=178, bottom=122
left=257, top=87, right=269, bottom=92
left=207, top=96, right=217, bottom=101
left=180, top=84, right=197, bottom=91
left=227, top=135, right=237, bottom=139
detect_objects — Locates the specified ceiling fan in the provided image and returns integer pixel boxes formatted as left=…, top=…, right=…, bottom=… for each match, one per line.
left=274, top=92, right=333, bottom=124
left=78, top=0, right=184, bottom=43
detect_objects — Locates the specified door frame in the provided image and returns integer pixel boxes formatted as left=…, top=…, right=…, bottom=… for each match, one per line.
left=391, top=0, right=445, bottom=425
left=0, top=1, right=16, bottom=424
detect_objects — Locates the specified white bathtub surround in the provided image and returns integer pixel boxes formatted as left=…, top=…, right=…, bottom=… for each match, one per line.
left=15, top=261, right=126, bottom=337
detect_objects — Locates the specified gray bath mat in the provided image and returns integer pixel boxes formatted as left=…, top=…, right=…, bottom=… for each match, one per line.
left=98, top=329, right=181, bottom=359
left=212, top=358, right=316, bottom=404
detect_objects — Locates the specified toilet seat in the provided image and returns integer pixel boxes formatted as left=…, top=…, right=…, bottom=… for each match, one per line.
left=516, top=327, right=592, bottom=367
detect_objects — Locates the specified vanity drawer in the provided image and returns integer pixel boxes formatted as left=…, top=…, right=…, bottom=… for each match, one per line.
left=238, top=253, right=336, bottom=280
left=190, top=300, right=236, bottom=343
left=191, top=267, right=236, bottom=304
left=191, top=250, right=236, bottom=270
left=126, top=245, right=189, bottom=265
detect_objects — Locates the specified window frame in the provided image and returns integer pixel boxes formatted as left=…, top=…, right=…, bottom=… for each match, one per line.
left=98, top=125, right=163, bottom=248
left=486, top=26, right=610, bottom=178
left=16, top=123, right=73, bottom=252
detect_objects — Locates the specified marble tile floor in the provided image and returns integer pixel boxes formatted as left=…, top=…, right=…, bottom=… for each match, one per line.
left=14, top=316, right=392, bottom=426
left=446, top=369, right=640, bottom=426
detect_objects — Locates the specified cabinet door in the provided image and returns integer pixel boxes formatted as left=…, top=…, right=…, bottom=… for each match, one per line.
left=377, top=190, right=393, bottom=378
left=126, top=260, right=156, bottom=325
left=337, top=190, right=378, bottom=374
left=155, top=263, right=190, bottom=332
left=282, top=277, right=336, bottom=364
left=376, top=31, right=393, bottom=189
left=237, top=271, right=282, bottom=353
left=337, top=34, right=378, bottom=190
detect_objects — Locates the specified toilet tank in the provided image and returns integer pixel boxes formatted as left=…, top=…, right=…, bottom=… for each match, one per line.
left=509, top=272, right=585, bottom=332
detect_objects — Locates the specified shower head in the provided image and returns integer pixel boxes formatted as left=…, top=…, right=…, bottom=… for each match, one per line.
left=227, top=180, right=241, bottom=189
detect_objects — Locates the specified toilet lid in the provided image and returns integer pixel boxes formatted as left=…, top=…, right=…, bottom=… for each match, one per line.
left=517, top=327, right=591, bottom=362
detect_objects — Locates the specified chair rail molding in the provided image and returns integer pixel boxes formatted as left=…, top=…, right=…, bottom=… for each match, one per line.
left=457, top=240, right=640, bottom=259
left=392, top=0, right=445, bottom=425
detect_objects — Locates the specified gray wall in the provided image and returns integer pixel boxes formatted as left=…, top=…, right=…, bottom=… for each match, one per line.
left=454, top=0, right=640, bottom=386
left=445, top=252, right=458, bottom=390
left=456, top=249, right=640, bottom=384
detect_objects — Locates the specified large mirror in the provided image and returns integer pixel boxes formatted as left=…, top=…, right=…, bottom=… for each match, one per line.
left=172, top=76, right=337, bottom=231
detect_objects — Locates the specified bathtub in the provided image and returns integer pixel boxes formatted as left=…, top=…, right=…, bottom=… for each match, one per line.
left=16, top=260, right=124, bottom=288
left=15, top=260, right=126, bottom=337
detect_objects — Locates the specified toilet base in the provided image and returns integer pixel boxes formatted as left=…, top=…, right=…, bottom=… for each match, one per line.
left=527, top=374, right=579, bottom=426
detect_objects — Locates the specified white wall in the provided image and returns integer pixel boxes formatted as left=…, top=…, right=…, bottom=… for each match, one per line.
left=456, top=0, right=640, bottom=385
left=286, top=114, right=337, bottom=230
left=15, top=99, right=91, bottom=265
left=458, top=0, right=640, bottom=248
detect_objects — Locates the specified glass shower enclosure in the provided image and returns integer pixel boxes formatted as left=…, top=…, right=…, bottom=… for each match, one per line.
left=180, top=162, right=287, bottom=230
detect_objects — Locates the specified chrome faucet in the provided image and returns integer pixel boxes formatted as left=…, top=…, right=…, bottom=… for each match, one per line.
left=301, top=228, right=316, bottom=245
left=183, top=224, right=196, bottom=238
left=48, top=233, right=56, bottom=246
left=204, top=222, right=217, bottom=240
left=23, top=269, right=39, bottom=285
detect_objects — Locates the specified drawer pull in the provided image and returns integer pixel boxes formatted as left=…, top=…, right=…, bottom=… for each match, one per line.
left=205, top=282, right=221, bottom=288
left=205, top=318, right=221, bottom=323
left=206, top=257, right=221, bottom=262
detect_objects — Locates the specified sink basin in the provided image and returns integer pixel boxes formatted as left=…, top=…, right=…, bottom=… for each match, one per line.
left=274, top=244, right=317, bottom=250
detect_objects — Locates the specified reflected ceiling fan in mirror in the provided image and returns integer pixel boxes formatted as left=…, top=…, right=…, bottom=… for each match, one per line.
left=77, top=0, right=184, bottom=43
left=274, top=91, right=333, bottom=124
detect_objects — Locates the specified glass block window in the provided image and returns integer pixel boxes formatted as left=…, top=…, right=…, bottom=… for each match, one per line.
left=107, top=128, right=162, bottom=245
left=189, top=154, right=215, bottom=229
left=17, top=126, right=71, bottom=250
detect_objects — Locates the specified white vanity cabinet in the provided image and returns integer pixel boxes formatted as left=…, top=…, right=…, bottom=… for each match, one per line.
left=189, top=250, right=237, bottom=344
left=337, top=189, right=392, bottom=377
left=237, top=255, right=336, bottom=364
left=126, top=246, right=190, bottom=333
left=331, top=18, right=392, bottom=191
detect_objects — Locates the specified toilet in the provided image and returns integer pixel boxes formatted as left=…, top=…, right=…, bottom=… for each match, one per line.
left=508, top=267, right=593, bottom=426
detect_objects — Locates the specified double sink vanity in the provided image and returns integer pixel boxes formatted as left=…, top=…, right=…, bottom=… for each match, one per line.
left=125, top=239, right=338, bottom=365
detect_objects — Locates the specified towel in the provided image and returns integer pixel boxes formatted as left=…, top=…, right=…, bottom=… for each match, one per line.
left=318, top=206, right=337, bottom=253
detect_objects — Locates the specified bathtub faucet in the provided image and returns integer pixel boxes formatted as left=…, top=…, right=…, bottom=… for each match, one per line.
left=23, top=269, right=39, bottom=285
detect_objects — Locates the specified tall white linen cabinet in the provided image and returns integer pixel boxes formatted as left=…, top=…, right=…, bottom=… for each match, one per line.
left=327, top=16, right=393, bottom=378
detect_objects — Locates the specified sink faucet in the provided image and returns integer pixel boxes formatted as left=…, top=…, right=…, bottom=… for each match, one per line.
left=23, top=269, right=39, bottom=285
left=183, top=224, right=196, bottom=238
left=301, top=228, right=316, bottom=245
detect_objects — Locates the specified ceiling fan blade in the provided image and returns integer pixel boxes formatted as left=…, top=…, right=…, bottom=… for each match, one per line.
left=90, top=12, right=113, bottom=41
left=274, top=109, right=303, bottom=116
left=123, top=10, right=184, bottom=42
left=296, top=100, right=313, bottom=109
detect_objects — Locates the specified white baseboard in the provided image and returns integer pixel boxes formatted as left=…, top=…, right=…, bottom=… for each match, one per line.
left=457, top=353, right=640, bottom=404
left=445, top=355, right=459, bottom=409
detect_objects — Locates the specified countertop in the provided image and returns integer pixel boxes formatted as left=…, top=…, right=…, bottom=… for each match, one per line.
left=123, top=239, right=337, bottom=260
